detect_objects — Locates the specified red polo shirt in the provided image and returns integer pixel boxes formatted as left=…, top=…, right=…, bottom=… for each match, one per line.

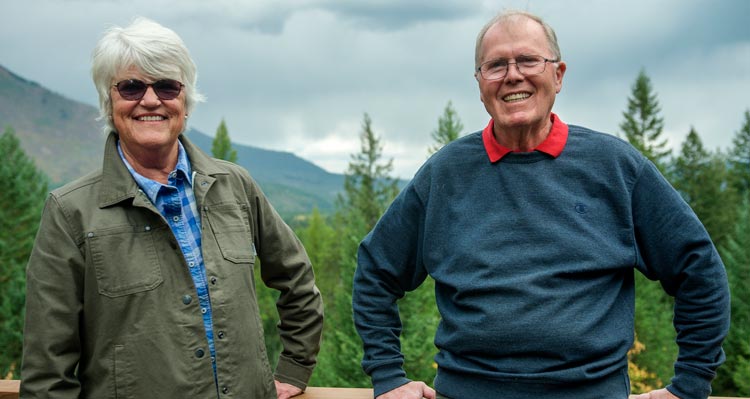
left=482, top=113, right=569, bottom=162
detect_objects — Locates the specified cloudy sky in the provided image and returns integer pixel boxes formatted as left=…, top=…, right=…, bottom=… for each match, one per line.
left=2, top=0, right=749, bottom=179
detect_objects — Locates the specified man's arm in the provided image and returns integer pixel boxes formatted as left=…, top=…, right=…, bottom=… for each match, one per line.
left=20, top=195, right=84, bottom=398
left=631, top=161, right=731, bottom=399
left=353, top=184, right=431, bottom=397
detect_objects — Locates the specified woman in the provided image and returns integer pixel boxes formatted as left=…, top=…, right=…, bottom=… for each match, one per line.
left=21, top=17, right=323, bottom=399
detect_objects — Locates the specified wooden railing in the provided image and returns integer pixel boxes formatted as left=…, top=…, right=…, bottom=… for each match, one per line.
left=1, top=381, right=746, bottom=399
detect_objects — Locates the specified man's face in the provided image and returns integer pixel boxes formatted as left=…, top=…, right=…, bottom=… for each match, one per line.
left=476, top=17, right=566, bottom=134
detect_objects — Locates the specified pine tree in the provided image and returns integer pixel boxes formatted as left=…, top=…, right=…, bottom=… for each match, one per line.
left=338, top=113, right=400, bottom=229
left=211, top=118, right=237, bottom=162
left=728, top=109, right=750, bottom=197
left=0, top=126, right=48, bottom=378
left=311, top=113, right=400, bottom=387
left=620, top=69, right=671, bottom=172
left=428, top=101, right=464, bottom=155
left=717, top=197, right=750, bottom=395
left=671, top=127, right=736, bottom=248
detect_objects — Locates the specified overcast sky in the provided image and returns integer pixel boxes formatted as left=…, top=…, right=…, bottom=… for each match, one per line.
left=2, top=0, right=749, bottom=178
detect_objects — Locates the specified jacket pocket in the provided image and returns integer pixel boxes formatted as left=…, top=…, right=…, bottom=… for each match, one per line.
left=205, top=202, right=256, bottom=264
left=88, top=225, right=164, bottom=297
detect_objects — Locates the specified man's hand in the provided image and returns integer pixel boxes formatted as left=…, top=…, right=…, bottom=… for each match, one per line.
left=376, top=381, right=436, bottom=399
left=274, top=380, right=303, bottom=399
left=632, top=388, right=681, bottom=399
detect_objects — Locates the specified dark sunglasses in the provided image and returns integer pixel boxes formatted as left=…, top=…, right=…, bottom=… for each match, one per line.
left=112, top=79, right=184, bottom=101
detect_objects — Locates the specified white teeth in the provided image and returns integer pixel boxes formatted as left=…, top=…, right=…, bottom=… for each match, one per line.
left=137, top=116, right=166, bottom=121
left=503, top=92, right=531, bottom=102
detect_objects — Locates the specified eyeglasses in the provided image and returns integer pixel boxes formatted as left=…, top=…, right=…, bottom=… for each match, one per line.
left=476, top=55, right=559, bottom=81
left=112, top=79, right=184, bottom=101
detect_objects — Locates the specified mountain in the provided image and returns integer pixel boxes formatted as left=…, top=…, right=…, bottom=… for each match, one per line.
left=185, top=129, right=343, bottom=216
left=0, top=64, right=342, bottom=218
left=0, top=65, right=104, bottom=184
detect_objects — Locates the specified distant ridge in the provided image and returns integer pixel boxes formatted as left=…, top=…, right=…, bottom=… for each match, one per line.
left=0, top=64, right=104, bottom=184
left=0, top=64, right=343, bottom=218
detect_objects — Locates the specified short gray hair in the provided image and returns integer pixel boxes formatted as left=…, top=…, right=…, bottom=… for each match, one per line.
left=474, top=10, right=561, bottom=71
left=91, top=17, right=205, bottom=133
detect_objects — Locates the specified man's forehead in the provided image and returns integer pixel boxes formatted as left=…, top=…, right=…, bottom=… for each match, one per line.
left=481, top=18, right=549, bottom=56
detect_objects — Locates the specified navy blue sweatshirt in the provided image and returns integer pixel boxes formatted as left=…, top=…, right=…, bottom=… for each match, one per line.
left=353, top=122, right=729, bottom=399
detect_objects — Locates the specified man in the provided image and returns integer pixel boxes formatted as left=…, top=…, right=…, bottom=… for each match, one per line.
left=21, top=18, right=323, bottom=399
left=352, top=10, right=729, bottom=399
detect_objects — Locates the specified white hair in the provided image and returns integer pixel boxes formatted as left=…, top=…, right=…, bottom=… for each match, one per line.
left=91, top=17, right=205, bottom=133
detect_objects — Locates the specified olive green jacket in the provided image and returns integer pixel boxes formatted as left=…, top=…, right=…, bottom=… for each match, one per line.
left=21, top=132, right=324, bottom=399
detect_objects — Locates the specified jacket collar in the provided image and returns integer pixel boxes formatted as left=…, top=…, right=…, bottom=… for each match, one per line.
left=98, top=131, right=228, bottom=208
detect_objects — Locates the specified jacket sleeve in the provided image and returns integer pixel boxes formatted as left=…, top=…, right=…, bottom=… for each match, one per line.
left=249, top=180, right=324, bottom=390
left=352, top=182, right=428, bottom=397
left=631, top=161, right=730, bottom=399
left=20, top=194, right=84, bottom=399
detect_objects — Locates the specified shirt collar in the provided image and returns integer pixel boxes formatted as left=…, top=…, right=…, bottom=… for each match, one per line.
left=116, top=140, right=193, bottom=203
left=482, top=113, right=569, bottom=163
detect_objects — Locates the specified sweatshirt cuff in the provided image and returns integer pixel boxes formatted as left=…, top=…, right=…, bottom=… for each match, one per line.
left=668, top=367, right=714, bottom=399
left=371, top=365, right=411, bottom=397
left=274, top=356, right=315, bottom=391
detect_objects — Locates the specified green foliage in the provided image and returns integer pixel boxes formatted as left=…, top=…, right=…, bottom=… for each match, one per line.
left=310, top=223, right=370, bottom=388
left=628, top=334, right=661, bottom=393
left=211, top=118, right=237, bottom=163
left=428, top=101, right=463, bottom=155
left=398, top=278, right=439, bottom=383
left=0, top=126, right=48, bottom=378
left=716, top=197, right=750, bottom=395
left=728, top=110, right=750, bottom=197
left=632, top=273, right=677, bottom=388
left=620, top=69, right=671, bottom=172
left=671, top=127, right=737, bottom=248
left=296, top=209, right=338, bottom=306
left=254, top=260, right=282, bottom=367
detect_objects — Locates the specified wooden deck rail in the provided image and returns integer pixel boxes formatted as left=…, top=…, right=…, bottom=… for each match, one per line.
left=0, top=381, right=746, bottom=399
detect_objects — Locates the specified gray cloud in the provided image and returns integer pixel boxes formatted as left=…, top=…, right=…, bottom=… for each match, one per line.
left=315, top=0, right=480, bottom=30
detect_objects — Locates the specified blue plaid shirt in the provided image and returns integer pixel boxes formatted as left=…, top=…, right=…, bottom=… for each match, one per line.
left=117, top=141, right=217, bottom=380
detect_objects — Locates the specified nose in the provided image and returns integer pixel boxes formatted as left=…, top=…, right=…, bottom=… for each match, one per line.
left=140, top=86, right=161, bottom=105
left=504, top=61, right=524, bottom=82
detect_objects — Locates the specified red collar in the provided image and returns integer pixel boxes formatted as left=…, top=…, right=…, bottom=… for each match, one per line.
left=482, top=113, right=569, bottom=163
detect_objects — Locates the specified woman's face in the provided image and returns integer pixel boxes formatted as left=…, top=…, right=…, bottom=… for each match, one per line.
left=110, top=66, right=186, bottom=156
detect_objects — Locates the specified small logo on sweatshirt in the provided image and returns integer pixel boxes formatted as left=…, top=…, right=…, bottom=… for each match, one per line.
left=574, top=202, right=588, bottom=214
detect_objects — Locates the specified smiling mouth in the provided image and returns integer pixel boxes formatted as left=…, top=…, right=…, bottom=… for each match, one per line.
left=136, top=116, right=166, bottom=121
left=503, top=92, right=531, bottom=102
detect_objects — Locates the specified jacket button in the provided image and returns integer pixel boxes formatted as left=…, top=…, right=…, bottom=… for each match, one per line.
left=195, top=348, right=205, bottom=358
left=221, top=386, right=229, bottom=394
left=210, top=277, right=218, bottom=285
left=182, top=295, right=192, bottom=305
left=217, top=331, right=225, bottom=339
